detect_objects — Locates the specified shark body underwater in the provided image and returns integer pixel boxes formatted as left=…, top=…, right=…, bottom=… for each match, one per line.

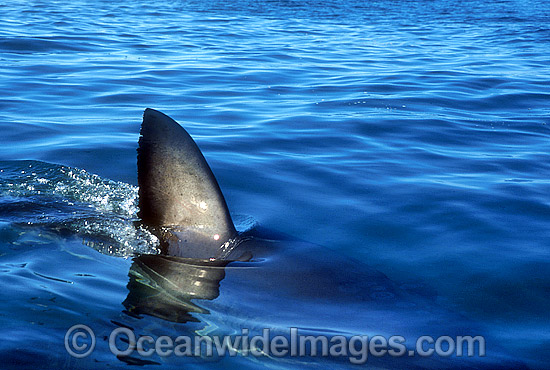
left=109, top=109, right=527, bottom=369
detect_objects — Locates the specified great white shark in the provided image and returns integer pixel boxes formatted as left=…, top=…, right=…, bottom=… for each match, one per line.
left=121, top=108, right=527, bottom=369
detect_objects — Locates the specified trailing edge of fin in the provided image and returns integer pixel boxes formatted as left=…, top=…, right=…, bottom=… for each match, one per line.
left=137, top=108, right=236, bottom=250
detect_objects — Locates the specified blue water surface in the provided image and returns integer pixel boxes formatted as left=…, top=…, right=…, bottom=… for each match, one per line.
left=1, top=0, right=549, bottom=369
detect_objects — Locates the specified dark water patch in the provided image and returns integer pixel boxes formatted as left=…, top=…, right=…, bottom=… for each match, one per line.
left=0, top=37, right=96, bottom=54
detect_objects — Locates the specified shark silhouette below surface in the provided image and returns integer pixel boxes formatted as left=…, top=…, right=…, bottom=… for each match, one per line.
left=122, top=108, right=527, bottom=369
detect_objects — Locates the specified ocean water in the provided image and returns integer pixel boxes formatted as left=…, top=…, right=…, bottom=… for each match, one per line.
left=1, top=0, right=549, bottom=369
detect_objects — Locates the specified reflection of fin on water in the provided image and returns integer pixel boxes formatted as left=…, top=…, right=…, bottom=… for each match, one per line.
left=123, top=255, right=229, bottom=323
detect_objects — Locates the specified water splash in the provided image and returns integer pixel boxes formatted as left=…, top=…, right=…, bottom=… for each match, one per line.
left=0, top=160, right=159, bottom=257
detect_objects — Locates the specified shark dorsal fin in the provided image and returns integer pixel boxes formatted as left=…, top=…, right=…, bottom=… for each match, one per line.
left=137, top=108, right=236, bottom=254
